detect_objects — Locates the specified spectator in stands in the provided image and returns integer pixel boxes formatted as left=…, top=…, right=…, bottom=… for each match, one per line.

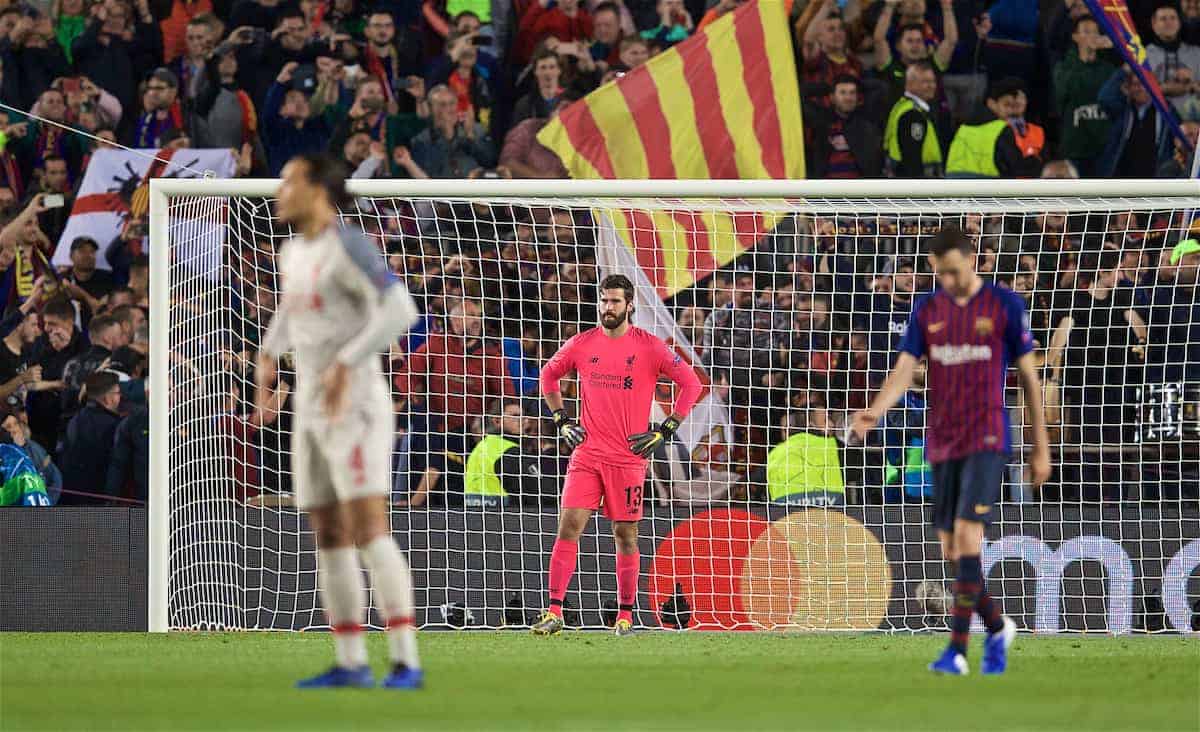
left=427, top=30, right=496, bottom=130
left=873, top=0, right=958, bottom=106
left=263, top=62, right=333, bottom=175
left=883, top=62, right=950, bottom=178
left=106, top=381, right=148, bottom=500
left=2, top=6, right=70, bottom=113
left=617, top=35, right=649, bottom=68
left=25, top=154, right=72, bottom=244
left=514, top=0, right=594, bottom=67
left=511, top=48, right=565, bottom=127
left=328, top=76, right=429, bottom=176
left=640, top=0, right=692, bottom=48
left=72, top=0, right=163, bottom=141
left=8, top=88, right=86, bottom=185
left=1146, top=2, right=1200, bottom=121
left=1054, top=16, right=1116, bottom=177
left=395, top=298, right=516, bottom=434
left=1140, top=244, right=1200, bottom=382
left=1049, top=249, right=1144, bottom=500
left=132, top=68, right=185, bottom=148
left=588, top=1, right=624, bottom=68
left=192, top=43, right=265, bottom=160
left=1006, top=82, right=1045, bottom=160
left=801, top=1, right=863, bottom=94
left=763, top=408, right=845, bottom=506
left=2, top=396, right=61, bottom=504
left=946, top=77, right=1042, bottom=177
left=161, top=0, right=215, bottom=65
left=60, top=236, right=114, bottom=320
left=234, top=11, right=312, bottom=106
left=59, top=370, right=122, bottom=504
left=500, top=95, right=572, bottom=178
left=1159, top=120, right=1200, bottom=176
left=360, top=10, right=424, bottom=111
left=409, top=84, right=497, bottom=178
left=1097, top=68, right=1179, bottom=178
left=881, top=362, right=932, bottom=502
left=52, top=0, right=90, bottom=65
left=171, top=15, right=217, bottom=103
left=806, top=75, right=883, bottom=178
left=60, top=313, right=129, bottom=427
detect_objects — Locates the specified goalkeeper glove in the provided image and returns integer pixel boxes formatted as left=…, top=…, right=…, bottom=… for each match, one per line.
left=552, top=409, right=586, bottom=450
left=627, top=416, right=681, bottom=458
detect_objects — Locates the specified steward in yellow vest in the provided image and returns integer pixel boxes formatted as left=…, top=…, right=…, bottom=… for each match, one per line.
left=883, top=62, right=950, bottom=178
left=946, top=77, right=1043, bottom=178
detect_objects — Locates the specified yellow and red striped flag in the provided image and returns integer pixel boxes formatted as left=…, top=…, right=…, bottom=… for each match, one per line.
left=538, top=0, right=804, bottom=297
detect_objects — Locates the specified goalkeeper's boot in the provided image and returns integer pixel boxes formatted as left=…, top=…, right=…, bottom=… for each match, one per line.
left=928, top=648, right=969, bottom=676
left=295, top=665, right=374, bottom=689
left=613, top=619, right=635, bottom=637
left=381, top=664, right=424, bottom=690
left=530, top=611, right=564, bottom=636
left=981, top=616, right=1017, bottom=675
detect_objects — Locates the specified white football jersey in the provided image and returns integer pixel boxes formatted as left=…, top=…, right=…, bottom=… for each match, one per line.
left=261, top=225, right=418, bottom=414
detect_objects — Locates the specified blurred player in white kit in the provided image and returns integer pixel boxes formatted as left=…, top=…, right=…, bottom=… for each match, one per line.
left=255, top=153, right=423, bottom=690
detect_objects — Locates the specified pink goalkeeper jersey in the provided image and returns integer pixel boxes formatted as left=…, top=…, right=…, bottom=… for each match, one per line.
left=540, top=326, right=703, bottom=466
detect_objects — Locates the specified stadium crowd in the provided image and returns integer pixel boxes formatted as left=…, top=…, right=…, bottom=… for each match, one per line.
left=0, top=0, right=1197, bottom=507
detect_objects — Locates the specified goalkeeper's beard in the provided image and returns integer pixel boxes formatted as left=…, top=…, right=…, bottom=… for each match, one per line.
left=601, top=310, right=629, bottom=331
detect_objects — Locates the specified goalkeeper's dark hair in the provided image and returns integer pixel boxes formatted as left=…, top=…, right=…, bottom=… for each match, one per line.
left=600, top=273, right=634, bottom=303
left=927, top=225, right=974, bottom=257
left=292, top=153, right=352, bottom=211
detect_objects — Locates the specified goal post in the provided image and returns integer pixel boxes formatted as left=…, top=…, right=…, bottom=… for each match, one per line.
left=149, top=177, right=1200, bottom=634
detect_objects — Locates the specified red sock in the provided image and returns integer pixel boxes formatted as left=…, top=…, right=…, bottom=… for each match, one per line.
left=616, top=551, right=639, bottom=624
left=547, top=538, right=578, bottom=618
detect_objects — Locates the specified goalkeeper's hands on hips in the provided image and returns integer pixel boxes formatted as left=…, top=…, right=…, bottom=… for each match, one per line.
left=627, top=416, right=680, bottom=458
left=553, top=409, right=586, bottom=449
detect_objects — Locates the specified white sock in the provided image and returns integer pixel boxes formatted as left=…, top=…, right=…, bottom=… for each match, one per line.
left=360, top=534, right=420, bottom=670
left=317, top=546, right=367, bottom=669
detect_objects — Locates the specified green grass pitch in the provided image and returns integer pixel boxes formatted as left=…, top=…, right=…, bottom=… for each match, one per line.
left=2, top=632, right=1196, bottom=731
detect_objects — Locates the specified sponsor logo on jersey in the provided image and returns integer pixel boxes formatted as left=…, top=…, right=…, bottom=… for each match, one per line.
left=929, top=344, right=993, bottom=365
left=975, top=317, right=994, bottom=336
left=623, top=376, right=634, bottom=390
left=590, top=356, right=600, bottom=364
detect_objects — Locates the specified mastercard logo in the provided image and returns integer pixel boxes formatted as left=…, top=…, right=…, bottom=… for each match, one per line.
left=648, top=508, right=892, bottom=630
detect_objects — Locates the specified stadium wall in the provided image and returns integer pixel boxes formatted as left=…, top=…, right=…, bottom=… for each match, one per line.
left=1, top=508, right=148, bottom=632
left=240, top=504, right=1199, bottom=634
left=3, top=505, right=1195, bottom=633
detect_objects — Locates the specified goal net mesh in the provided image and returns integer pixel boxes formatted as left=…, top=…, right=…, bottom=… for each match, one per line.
left=162, top=190, right=1200, bottom=633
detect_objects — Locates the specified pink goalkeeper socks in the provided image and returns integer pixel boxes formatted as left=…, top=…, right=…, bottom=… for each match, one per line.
left=616, top=551, right=639, bottom=623
left=547, top=538, right=579, bottom=617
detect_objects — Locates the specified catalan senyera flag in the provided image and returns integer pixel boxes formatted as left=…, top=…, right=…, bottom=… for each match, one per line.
left=538, top=0, right=803, bottom=298
left=1084, top=0, right=1192, bottom=151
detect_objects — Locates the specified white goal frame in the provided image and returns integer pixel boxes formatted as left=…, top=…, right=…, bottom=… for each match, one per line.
left=148, top=177, right=1200, bottom=633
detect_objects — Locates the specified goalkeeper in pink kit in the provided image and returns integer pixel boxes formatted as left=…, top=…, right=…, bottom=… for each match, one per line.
left=532, top=274, right=702, bottom=636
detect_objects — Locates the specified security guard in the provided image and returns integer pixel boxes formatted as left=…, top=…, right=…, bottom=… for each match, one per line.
left=883, top=61, right=951, bottom=178
left=946, top=77, right=1043, bottom=178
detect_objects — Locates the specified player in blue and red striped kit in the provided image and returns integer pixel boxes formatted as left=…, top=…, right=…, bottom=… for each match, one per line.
left=853, top=225, right=1051, bottom=676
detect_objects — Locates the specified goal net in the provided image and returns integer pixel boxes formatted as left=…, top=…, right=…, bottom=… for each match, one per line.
left=151, top=180, right=1200, bottom=634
